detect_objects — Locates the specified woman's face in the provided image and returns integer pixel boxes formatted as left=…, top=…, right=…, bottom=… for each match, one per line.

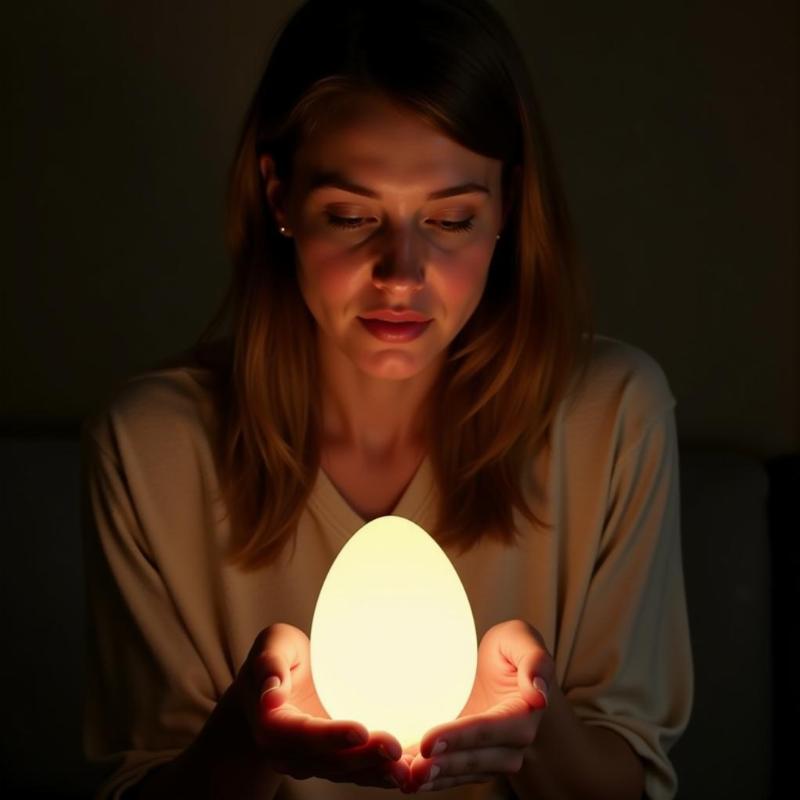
left=260, top=93, right=511, bottom=382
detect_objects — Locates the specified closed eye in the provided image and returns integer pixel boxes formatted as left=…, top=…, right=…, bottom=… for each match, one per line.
left=325, top=214, right=475, bottom=234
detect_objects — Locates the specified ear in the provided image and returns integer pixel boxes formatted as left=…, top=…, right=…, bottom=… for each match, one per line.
left=259, top=153, right=290, bottom=230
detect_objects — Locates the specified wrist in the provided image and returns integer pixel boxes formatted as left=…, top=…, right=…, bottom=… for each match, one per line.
left=189, top=682, right=262, bottom=769
left=511, top=681, right=644, bottom=800
left=510, top=679, right=591, bottom=799
left=134, top=684, right=280, bottom=800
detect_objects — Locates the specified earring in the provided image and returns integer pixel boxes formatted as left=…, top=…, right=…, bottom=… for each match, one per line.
left=496, top=234, right=501, bottom=240
left=279, top=226, right=291, bottom=236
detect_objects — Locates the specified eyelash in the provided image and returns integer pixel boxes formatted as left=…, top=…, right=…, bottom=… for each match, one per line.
left=325, top=213, right=475, bottom=234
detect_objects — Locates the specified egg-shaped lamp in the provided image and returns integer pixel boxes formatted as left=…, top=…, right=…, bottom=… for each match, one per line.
left=310, top=515, right=477, bottom=749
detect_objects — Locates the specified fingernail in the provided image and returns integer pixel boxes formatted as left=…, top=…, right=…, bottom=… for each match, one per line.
left=533, top=676, right=549, bottom=706
left=419, top=782, right=434, bottom=791
left=428, top=765, right=440, bottom=781
left=347, top=731, right=366, bottom=745
left=263, top=676, right=280, bottom=692
left=431, top=739, right=447, bottom=756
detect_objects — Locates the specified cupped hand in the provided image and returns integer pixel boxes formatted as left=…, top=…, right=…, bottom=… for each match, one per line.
left=401, top=619, right=554, bottom=793
left=233, top=623, right=409, bottom=789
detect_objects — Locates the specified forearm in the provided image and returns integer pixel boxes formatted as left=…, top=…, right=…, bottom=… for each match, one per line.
left=508, top=680, right=645, bottom=800
left=126, top=685, right=282, bottom=800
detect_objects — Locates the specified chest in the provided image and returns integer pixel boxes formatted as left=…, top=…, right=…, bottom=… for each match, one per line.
left=320, top=447, right=426, bottom=522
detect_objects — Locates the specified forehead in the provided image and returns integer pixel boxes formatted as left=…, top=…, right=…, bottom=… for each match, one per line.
left=292, top=94, right=500, bottom=193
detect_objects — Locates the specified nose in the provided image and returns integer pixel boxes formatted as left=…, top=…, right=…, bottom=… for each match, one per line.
left=371, top=226, right=426, bottom=293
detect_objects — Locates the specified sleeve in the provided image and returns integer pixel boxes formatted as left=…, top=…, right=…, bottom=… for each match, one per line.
left=80, top=417, right=217, bottom=799
left=562, top=403, right=694, bottom=800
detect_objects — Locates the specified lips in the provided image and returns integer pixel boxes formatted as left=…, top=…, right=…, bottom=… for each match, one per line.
left=358, top=317, right=432, bottom=342
left=360, top=309, right=432, bottom=323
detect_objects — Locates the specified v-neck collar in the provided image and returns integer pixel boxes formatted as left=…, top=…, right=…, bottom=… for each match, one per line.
left=308, top=453, right=436, bottom=543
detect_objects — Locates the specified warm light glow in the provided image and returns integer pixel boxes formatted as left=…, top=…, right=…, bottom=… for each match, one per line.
left=310, top=515, right=477, bottom=749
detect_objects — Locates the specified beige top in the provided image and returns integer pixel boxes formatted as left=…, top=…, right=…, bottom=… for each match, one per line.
left=81, top=334, right=693, bottom=800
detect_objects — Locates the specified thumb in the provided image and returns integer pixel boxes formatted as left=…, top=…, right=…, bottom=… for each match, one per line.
left=247, top=627, right=296, bottom=709
left=257, top=650, right=293, bottom=710
left=517, top=652, right=549, bottom=712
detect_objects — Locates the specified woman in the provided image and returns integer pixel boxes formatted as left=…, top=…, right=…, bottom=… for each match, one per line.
left=81, top=1, right=693, bottom=798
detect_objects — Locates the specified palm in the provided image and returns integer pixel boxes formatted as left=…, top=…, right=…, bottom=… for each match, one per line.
left=401, top=623, right=534, bottom=761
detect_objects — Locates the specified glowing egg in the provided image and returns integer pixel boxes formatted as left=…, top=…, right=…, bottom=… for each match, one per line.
left=310, top=515, right=477, bottom=749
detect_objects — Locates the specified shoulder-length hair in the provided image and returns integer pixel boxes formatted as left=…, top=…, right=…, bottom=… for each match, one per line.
left=193, top=0, right=596, bottom=571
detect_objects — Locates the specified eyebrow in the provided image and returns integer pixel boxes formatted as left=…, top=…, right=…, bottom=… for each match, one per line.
left=307, top=170, right=490, bottom=200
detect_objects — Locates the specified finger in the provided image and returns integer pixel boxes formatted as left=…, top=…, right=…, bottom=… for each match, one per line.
left=277, top=737, right=410, bottom=787
left=410, top=745, right=524, bottom=786
left=324, top=741, right=412, bottom=784
left=324, top=729, right=404, bottom=765
left=262, top=710, right=406, bottom=768
left=418, top=696, right=536, bottom=758
left=259, top=705, right=370, bottom=755
left=416, top=772, right=494, bottom=791
left=349, top=757, right=410, bottom=790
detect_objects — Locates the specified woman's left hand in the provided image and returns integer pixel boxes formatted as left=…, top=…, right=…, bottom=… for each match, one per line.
left=400, top=619, right=555, bottom=793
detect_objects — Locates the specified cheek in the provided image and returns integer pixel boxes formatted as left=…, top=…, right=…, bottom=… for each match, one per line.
left=295, top=243, right=360, bottom=308
left=437, top=247, right=493, bottom=311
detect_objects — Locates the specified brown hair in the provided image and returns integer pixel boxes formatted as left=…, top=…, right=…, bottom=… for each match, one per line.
left=193, top=0, right=596, bottom=571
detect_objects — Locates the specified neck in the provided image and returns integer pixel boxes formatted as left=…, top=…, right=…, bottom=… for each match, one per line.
left=316, top=340, right=441, bottom=461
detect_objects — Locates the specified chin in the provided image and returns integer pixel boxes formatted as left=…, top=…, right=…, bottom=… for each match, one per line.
left=356, top=349, right=437, bottom=381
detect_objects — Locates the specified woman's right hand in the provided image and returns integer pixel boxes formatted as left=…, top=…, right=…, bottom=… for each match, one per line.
left=232, top=623, right=410, bottom=790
